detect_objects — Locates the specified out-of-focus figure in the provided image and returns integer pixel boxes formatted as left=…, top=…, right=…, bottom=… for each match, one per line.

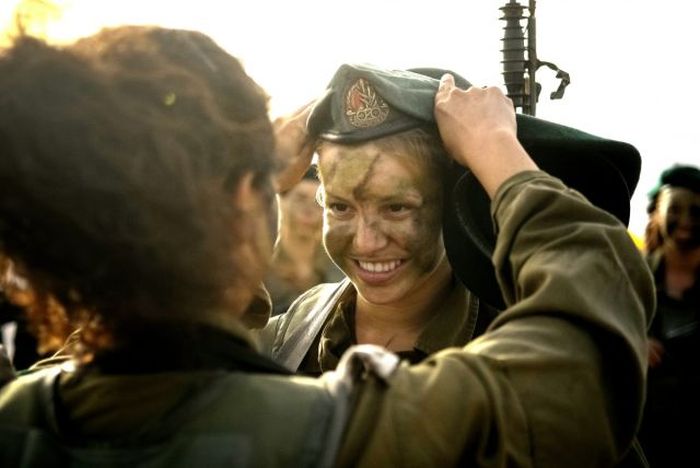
left=639, top=164, right=700, bottom=467
left=265, top=167, right=342, bottom=316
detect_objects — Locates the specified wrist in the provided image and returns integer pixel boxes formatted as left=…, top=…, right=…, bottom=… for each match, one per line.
left=466, top=130, right=537, bottom=198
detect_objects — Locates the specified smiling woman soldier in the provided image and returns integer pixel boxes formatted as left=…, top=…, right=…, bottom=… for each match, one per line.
left=257, top=64, right=643, bottom=378
left=257, top=67, right=501, bottom=374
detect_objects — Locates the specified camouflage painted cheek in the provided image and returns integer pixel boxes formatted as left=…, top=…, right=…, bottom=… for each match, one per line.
left=419, top=199, right=442, bottom=223
left=408, top=207, right=444, bottom=272
left=323, top=223, right=355, bottom=259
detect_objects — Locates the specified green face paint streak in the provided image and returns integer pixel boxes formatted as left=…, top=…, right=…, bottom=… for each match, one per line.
left=401, top=192, right=444, bottom=275
left=351, top=153, right=381, bottom=202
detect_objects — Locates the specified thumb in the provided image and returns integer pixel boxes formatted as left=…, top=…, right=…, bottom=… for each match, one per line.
left=439, top=73, right=455, bottom=90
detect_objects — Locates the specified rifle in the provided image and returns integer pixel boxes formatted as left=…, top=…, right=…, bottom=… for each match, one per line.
left=500, top=0, right=570, bottom=115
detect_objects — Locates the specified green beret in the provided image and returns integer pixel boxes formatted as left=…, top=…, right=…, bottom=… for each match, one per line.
left=308, top=63, right=641, bottom=309
left=648, top=164, right=700, bottom=199
left=307, top=64, right=449, bottom=142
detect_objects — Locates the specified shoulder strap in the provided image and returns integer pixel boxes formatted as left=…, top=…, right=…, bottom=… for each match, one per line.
left=274, top=279, right=351, bottom=372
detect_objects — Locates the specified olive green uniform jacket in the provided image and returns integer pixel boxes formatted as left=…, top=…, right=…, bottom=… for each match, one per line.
left=0, top=172, right=654, bottom=467
left=257, top=275, right=498, bottom=375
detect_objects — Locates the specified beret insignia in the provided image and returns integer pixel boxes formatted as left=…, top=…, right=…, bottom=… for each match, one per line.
left=345, top=78, right=389, bottom=128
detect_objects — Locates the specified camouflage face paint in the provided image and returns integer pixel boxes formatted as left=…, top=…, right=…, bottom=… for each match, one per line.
left=657, top=186, right=700, bottom=250
left=317, top=141, right=447, bottom=306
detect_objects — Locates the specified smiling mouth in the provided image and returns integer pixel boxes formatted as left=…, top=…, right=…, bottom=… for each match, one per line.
left=356, top=259, right=403, bottom=273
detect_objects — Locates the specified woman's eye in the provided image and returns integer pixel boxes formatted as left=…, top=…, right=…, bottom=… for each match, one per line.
left=388, top=204, right=408, bottom=213
left=329, top=202, right=350, bottom=214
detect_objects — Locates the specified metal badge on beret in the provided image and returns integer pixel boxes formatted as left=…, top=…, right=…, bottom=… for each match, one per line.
left=345, top=78, right=390, bottom=128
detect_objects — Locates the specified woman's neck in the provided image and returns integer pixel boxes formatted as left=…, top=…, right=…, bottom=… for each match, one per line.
left=354, top=257, right=453, bottom=351
left=663, top=244, right=700, bottom=299
left=664, top=242, right=700, bottom=269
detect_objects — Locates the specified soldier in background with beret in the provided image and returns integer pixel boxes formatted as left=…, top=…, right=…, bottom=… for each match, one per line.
left=639, top=164, right=700, bottom=467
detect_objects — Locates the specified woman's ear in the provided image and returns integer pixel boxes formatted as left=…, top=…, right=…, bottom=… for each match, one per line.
left=230, top=171, right=275, bottom=258
left=227, top=172, right=273, bottom=313
left=234, top=172, right=258, bottom=215
left=232, top=172, right=267, bottom=247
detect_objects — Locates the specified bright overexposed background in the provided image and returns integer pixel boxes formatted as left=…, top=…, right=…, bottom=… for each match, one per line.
left=1, top=0, right=698, bottom=238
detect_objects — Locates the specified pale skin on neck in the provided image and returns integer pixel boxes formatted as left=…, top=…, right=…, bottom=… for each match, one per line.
left=354, top=255, right=453, bottom=351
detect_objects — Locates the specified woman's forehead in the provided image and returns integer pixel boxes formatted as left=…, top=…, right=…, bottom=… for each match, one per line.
left=317, top=145, right=439, bottom=203
left=318, top=142, right=428, bottom=174
left=659, top=186, right=700, bottom=202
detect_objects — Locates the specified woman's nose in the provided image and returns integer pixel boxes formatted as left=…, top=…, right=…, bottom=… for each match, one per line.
left=352, top=216, right=388, bottom=254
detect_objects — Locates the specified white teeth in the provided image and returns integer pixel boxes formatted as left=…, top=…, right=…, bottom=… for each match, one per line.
left=358, top=260, right=402, bottom=273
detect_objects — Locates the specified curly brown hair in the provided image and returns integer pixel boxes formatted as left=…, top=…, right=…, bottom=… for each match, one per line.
left=0, top=26, right=274, bottom=357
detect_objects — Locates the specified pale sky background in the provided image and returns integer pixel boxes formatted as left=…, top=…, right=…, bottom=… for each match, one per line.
left=1, top=0, right=698, bottom=238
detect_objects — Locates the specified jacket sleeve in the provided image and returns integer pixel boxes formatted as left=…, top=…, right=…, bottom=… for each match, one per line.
left=337, top=171, right=654, bottom=468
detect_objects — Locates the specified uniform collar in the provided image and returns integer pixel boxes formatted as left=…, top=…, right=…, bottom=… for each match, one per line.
left=414, top=278, right=478, bottom=355
left=318, top=277, right=478, bottom=369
